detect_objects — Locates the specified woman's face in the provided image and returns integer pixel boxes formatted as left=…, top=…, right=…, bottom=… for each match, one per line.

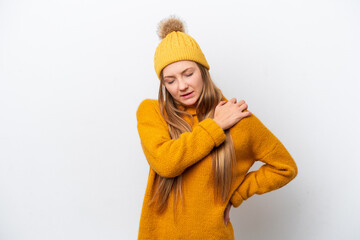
left=162, top=60, right=203, bottom=107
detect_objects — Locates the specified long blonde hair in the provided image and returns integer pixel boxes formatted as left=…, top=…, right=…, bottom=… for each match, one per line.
left=150, top=62, right=236, bottom=213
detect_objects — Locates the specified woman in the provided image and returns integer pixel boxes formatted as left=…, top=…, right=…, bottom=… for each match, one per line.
left=136, top=16, right=298, bottom=240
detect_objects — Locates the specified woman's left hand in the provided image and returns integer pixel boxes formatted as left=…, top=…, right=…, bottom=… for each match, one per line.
left=224, top=201, right=232, bottom=226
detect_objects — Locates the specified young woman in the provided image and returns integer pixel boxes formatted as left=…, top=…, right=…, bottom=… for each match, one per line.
left=136, top=16, right=298, bottom=240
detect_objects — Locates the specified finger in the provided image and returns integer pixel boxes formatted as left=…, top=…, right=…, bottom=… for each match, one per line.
left=244, top=111, right=252, bottom=116
left=239, top=102, right=248, bottom=111
left=240, top=111, right=252, bottom=118
left=218, top=100, right=226, bottom=106
left=236, top=99, right=245, bottom=106
left=230, top=98, right=237, bottom=104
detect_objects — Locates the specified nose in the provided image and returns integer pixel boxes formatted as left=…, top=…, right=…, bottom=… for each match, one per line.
left=178, top=77, right=188, bottom=90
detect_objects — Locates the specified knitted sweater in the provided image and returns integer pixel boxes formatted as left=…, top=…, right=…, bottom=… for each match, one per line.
left=136, top=97, right=297, bottom=240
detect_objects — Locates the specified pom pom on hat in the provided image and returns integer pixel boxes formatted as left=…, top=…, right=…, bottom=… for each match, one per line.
left=157, top=16, right=186, bottom=39
left=154, top=16, right=210, bottom=80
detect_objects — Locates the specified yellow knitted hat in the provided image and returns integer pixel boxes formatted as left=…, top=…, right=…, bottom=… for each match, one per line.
left=154, top=16, right=210, bottom=79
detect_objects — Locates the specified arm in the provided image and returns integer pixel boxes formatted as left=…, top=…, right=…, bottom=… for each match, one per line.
left=136, top=99, right=226, bottom=178
left=230, top=113, right=298, bottom=207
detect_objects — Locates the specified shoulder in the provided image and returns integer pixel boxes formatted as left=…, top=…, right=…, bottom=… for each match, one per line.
left=231, top=110, right=272, bottom=136
left=137, top=99, right=159, bottom=114
left=136, top=98, right=165, bottom=122
left=137, top=98, right=158, bottom=110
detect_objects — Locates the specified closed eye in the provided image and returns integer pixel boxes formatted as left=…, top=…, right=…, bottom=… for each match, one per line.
left=185, top=73, right=193, bottom=77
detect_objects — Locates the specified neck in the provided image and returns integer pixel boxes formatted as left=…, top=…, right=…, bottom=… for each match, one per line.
left=177, top=103, right=197, bottom=116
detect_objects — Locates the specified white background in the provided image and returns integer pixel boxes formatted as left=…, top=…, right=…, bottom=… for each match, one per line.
left=1, top=0, right=359, bottom=239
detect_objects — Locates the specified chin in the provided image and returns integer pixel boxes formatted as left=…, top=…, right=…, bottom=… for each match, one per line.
left=179, top=99, right=197, bottom=107
left=175, top=94, right=199, bottom=107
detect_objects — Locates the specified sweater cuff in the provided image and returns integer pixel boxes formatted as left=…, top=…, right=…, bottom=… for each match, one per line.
left=198, top=118, right=226, bottom=147
left=230, top=190, right=244, bottom=208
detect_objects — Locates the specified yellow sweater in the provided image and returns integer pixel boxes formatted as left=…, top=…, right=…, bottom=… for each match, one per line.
left=136, top=97, right=297, bottom=240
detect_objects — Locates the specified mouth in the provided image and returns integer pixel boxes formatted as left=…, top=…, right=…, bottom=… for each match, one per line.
left=181, top=91, right=193, bottom=97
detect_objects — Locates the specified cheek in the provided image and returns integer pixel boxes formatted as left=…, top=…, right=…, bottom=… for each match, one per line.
left=194, top=76, right=204, bottom=90
left=165, top=85, right=178, bottom=98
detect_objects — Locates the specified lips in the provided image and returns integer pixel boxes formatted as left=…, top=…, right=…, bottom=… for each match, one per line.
left=181, top=92, right=193, bottom=97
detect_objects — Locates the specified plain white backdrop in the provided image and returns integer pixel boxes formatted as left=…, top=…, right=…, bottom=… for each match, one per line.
left=1, top=0, right=359, bottom=239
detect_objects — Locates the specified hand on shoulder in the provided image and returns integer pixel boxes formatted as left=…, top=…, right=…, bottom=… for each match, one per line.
left=213, top=98, right=252, bottom=130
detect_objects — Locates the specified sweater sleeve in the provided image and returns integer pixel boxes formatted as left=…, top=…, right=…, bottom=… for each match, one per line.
left=136, top=99, right=226, bottom=178
left=230, top=113, right=298, bottom=207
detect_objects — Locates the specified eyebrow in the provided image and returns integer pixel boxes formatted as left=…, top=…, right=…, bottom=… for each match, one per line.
left=163, top=67, right=193, bottom=79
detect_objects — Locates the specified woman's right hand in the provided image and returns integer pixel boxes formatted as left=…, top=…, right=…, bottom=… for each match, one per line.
left=213, top=98, right=251, bottom=130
